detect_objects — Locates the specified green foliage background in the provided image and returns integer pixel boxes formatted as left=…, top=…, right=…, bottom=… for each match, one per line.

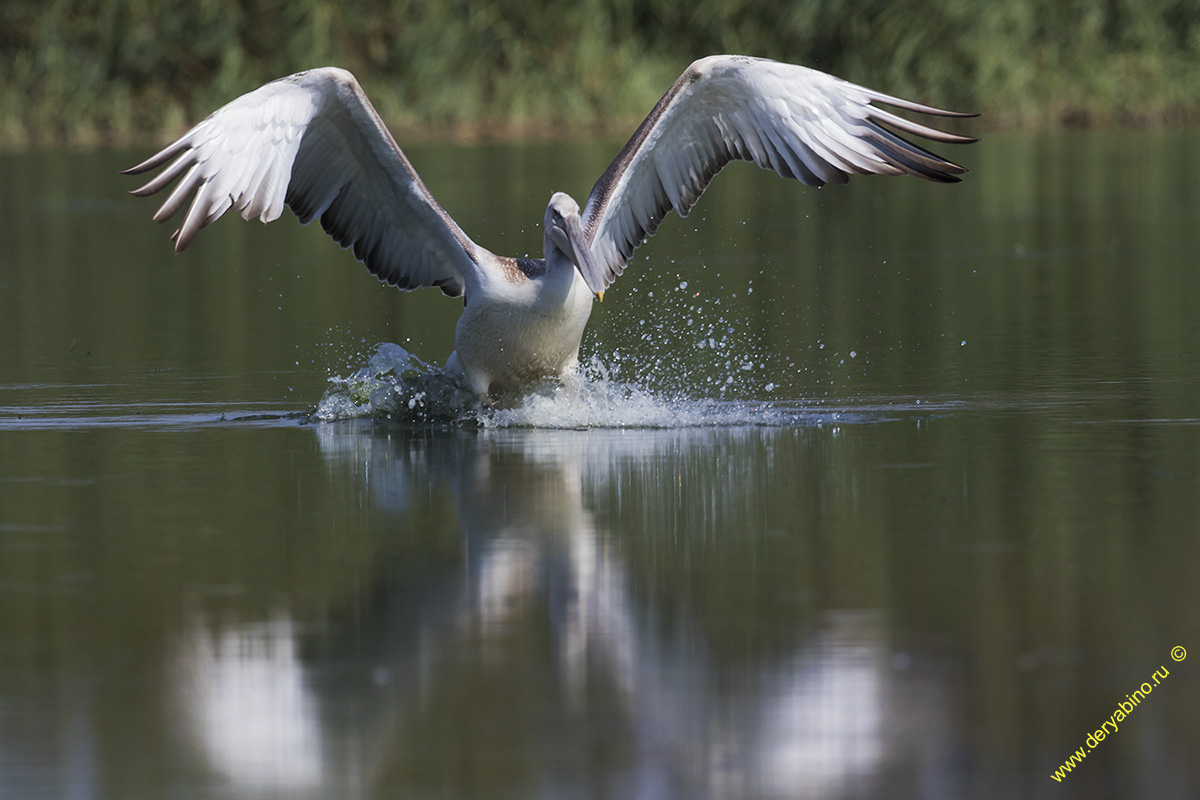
left=4, top=0, right=1200, bottom=146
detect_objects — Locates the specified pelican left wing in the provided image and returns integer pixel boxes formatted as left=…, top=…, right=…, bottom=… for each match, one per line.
left=125, top=68, right=482, bottom=298
left=581, top=55, right=977, bottom=291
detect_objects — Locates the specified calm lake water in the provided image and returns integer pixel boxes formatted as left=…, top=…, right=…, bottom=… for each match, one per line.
left=1, top=131, right=1198, bottom=799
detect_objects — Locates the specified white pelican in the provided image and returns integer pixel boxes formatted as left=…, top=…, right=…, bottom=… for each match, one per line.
left=126, top=55, right=976, bottom=402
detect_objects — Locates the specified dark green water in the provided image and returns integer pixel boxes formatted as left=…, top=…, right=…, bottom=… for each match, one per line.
left=1, top=132, right=1197, bottom=798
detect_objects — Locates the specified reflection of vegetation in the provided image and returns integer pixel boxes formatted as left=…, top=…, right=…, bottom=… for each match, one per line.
left=3, top=0, right=1200, bottom=146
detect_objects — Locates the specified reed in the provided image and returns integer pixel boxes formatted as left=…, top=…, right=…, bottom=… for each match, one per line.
left=3, top=0, right=1199, bottom=147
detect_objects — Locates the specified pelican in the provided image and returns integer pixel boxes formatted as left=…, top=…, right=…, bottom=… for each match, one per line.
left=126, top=55, right=976, bottom=402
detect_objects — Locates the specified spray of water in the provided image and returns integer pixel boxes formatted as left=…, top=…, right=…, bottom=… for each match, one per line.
left=310, top=342, right=842, bottom=429
left=309, top=263, right=882, bottom=428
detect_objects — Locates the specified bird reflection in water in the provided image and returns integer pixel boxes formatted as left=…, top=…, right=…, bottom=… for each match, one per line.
left=173, top=614, right=325, bottom=794
left=169, top=425, right=947, bottom=798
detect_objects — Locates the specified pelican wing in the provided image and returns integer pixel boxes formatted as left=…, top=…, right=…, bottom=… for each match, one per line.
left=124, top=68, right=483, bottom=297
left=581, top=55, right=977, bottom=289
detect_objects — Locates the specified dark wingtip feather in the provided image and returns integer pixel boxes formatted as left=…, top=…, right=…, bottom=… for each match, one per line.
left=863, top=87, right=981, bottom=120
left=122, top=137, right=192, bottom=175
left=862, top=120, right=971, bottom=182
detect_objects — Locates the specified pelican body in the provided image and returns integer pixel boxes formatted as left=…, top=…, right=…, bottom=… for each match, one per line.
left=445, top=194, right=597, bottom=397
left=126, top=56, right=976, bottom=401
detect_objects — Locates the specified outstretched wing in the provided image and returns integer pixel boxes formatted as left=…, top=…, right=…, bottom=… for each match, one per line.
left=581, top=55, right=978, bottom=290
left=124, top=68, right=485, bottom=297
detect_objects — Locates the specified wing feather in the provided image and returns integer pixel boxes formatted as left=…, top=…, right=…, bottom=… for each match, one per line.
left=124, top=67, right=487, bottom=298
left=581, top=55, right=978, bottom=290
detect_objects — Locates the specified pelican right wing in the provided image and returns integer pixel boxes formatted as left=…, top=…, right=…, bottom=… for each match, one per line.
left=580, top=55, right=978, bottom=291
left=125, top=68, right=483, bottom=298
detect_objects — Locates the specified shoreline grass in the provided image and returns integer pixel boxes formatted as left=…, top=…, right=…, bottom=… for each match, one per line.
left=4, top=0, right=1200, bottom=149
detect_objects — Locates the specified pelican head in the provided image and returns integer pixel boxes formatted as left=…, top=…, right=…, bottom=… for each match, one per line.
left=544, top=192, right=606, bottom=301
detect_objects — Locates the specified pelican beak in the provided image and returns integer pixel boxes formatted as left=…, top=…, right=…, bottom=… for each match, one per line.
left=555, top=212, right=607, bottom=301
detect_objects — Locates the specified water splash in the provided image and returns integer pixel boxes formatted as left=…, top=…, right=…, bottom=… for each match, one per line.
left=311, top=343, right=474, bottom=424
left=311, top=343, right=844, bottom=429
